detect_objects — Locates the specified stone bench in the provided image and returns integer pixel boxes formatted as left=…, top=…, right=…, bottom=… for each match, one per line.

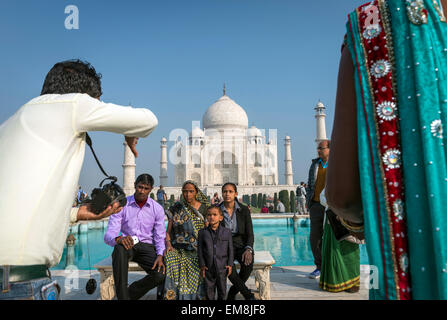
left=94, top=250, right=275, bottom=300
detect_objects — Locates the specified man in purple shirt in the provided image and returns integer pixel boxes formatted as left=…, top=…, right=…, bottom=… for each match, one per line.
left=104, top=174, right=166, bottom=300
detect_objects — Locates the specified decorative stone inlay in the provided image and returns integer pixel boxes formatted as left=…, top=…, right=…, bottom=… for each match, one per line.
left=382, top=149, right=401, bottom=169
left=433, top=0, right=446, bottom=22
left=406, top=0, right=428, bottom=25
left=400, top=253, right=409, bottom=273
left=430, top=119, right=443, bottom=139
left=377, top=101, right=397, bottom=121
left=393, top=199, right=404, bottom=221
left=371, top=59, right=391, bottom=78
left=363, top=24, right=382, bottom=39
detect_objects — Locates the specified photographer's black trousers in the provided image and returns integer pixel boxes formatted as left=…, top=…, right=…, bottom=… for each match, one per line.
left=112, top=242, right=165, bottom=300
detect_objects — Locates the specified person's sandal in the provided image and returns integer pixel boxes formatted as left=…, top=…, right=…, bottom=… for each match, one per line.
left=345, top=286, right=360, bottom=293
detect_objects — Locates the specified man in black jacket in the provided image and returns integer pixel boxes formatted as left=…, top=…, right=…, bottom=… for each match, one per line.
left=219, top=183, right=256, bottom=300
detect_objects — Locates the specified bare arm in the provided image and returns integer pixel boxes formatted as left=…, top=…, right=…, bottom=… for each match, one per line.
left=326, top=46, right=363, bottom=224
left=165, top=219, right=174, bottom=253
left=76, top=202, right=122, bottom=221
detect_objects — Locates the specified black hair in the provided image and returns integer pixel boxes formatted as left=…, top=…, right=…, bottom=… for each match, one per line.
left=41, top=59, right=102, bottom=98
left=135, top=174, right=154, bottom=187
left=206, top=205, right=223, bottom=217
left=221, top=182, right=237, bottom=193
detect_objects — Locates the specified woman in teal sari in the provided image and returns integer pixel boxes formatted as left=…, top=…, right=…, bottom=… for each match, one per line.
left=163, top=180, right=209, bottom=300
left=326, top=0, right=447, bottom=300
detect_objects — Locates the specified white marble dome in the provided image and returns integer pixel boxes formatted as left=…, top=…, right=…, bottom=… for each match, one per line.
left=190, top=126, right=204, bottom=137
left=202, top=94, right=249, bottom=130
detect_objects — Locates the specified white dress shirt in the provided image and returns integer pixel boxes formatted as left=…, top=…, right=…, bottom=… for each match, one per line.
left=0, top=93, right=158, bottom=267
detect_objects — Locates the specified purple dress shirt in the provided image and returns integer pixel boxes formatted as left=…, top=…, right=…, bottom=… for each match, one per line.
left=104, top=195, right=166, bottom=255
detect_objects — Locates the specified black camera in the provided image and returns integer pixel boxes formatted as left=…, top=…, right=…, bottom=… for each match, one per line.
left=83, top=177, right=127, bottom=214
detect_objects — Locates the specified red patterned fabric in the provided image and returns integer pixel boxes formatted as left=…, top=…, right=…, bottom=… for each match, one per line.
left=355, top=0, right=411, bottom=299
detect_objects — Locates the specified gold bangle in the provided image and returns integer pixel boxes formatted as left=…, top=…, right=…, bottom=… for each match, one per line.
left=339, top=217, right=364, bottom=233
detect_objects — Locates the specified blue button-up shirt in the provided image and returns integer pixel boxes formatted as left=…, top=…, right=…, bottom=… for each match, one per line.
left=220, top=201, right=240, bottom=235
left=104, top=195, right=166, bottom=255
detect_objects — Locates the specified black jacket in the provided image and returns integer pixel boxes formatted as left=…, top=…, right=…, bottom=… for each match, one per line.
left=218, top=202, right=254, bottom=250
left=306, top=158, right=322, bottom=208
left=198, top=225, right=234, bottom=271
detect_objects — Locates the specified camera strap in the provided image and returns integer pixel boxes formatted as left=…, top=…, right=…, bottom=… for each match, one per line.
left=85, top=133, right=118, bottom=185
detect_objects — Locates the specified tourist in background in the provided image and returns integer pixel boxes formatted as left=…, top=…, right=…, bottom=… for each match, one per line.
left=104, top=174, right=166, bottom=300
left=156, top=185, right=167, bottom=209
left=211, top=192, right=221, bottom=205
left=306, top=139, right=330, bottom=279
left=219, top=183, right=256, bottom=300
left=276, top=199, right=285, bottom=213
left=163, top=180, right=208, bottom=299
left=261, top=206, right=269, bottom=214
left=296, top=182, right=307, bottom=215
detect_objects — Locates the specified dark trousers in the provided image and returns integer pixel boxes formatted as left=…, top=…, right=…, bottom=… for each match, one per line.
left=227, top=247, right=254, bottom=299
left=309, top=201, right=325, bottom=270
left=112, top=242, right=165, bottom=300
left=204, top=265, right=227, bottom=300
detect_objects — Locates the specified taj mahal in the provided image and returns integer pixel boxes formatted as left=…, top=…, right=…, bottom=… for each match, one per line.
left=121, top=87, right=328, bottom=200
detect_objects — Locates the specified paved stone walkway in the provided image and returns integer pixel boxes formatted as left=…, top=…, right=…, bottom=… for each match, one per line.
left=51, top=265, right=368, bottom=300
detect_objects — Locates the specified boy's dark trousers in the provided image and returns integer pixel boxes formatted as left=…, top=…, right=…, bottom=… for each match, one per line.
left=204, top=265, right=227, bottom=300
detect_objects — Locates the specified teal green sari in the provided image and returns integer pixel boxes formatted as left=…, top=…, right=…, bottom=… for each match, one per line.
left=346, top=0, right=447, bottom=299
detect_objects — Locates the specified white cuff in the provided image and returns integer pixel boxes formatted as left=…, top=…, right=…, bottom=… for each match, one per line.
left=70, top=207, right=79, bottom=224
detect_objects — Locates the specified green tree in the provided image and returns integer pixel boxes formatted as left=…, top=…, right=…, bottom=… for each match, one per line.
left=290, top=191, right=296, bottom=213
left=169, top=194, right=175, bottom=207
left=251, top=194, right=257, bottom=207
left=273, top=193, right=278, bottom=212
left=279, top=190, right=290, bottom=212
left=262, top=194, right=267, bottom=207
left=150, top=193, right=155, bottom=200
left=257, top=193, right=263, bottom=208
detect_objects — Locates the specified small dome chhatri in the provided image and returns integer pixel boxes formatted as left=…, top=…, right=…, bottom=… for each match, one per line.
left=190, top=126, right=204, bottom=138
left=247, top=125, right=262, bottom=137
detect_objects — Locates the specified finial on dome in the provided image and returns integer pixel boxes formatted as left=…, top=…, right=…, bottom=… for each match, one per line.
left=223, top=83, right=226, bottom=96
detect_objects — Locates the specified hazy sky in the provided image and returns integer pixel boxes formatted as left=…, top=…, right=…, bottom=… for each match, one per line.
left=0, top=0, right=366, bottom=194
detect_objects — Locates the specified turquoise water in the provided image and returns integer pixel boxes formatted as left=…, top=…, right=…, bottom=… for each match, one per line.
left=51, top=218, right=369, bottom=270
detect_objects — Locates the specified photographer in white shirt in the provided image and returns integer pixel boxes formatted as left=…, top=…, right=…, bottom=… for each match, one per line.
left=0, top=60, right=158, bottom=300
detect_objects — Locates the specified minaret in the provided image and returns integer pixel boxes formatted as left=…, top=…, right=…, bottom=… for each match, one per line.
left=315, top=101, right=327, bottom=145
left=284, top=136, right=293, bottom=185
left=160, top=137, right=168, bottom=186
left=122, top=139, right=136, bottom=196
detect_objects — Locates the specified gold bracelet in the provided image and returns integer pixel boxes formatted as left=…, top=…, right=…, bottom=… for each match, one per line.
left=339, top=217, right=364, bottom=233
